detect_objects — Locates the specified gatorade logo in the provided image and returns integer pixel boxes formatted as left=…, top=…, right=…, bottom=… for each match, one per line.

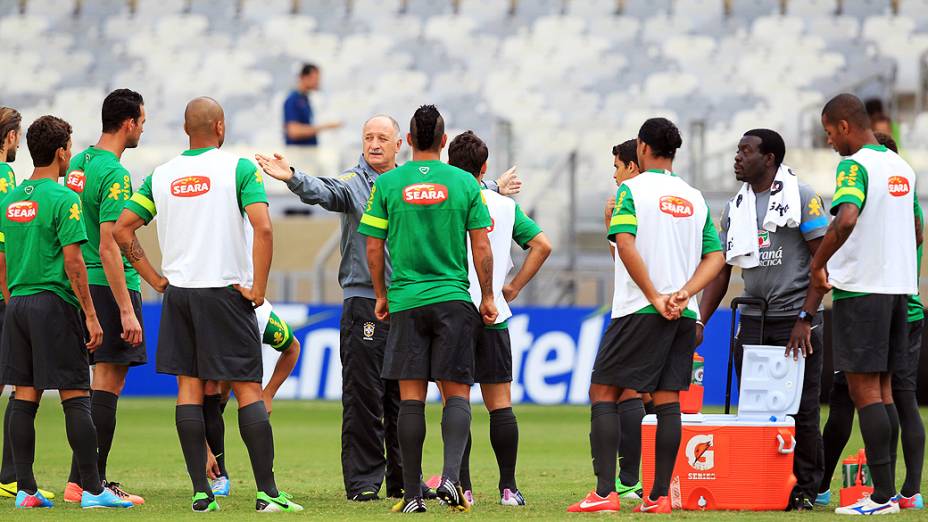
left=685, top=434, right=715, bottom=471
left=171, top=176, right=211, bottom=197
left=659, top=196, right=694, bottom=218
left=6, top=201, right=38, bottom=222
left=888, top=176, right=910, bottom=197
left=403, top=183, right=447, bottom=205
left=66, top=170, right=85, bottom=193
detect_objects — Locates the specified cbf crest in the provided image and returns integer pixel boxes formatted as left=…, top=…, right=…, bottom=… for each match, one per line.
left=363, top=322, right=376, bottom=341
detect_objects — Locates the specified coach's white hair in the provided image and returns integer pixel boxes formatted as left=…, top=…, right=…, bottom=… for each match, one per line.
left=363, top=114, right=401, bottom=139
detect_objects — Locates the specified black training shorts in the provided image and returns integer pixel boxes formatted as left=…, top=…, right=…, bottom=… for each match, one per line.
left=591, top=313, right=696, bottom=393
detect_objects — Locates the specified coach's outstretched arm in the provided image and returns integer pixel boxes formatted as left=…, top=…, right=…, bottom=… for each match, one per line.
left=615, top=232, right=675, bottom=320
left=256, top=153, right=354, bottom=212
left=470, top=228, right=498, bottom=325
left=113, top=209, right=168, bottom=293
left=367, top=236, right=389, bottom=321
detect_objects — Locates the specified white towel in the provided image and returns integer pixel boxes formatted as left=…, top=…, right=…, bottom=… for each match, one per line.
left=725, top=164, right=802, bottom=269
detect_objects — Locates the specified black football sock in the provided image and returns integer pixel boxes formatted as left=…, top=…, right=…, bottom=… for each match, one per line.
left=489, top=407, right=519, bottom=492
left=398, top=400, right=426, bottom=500
left=0, top=393, right=16, bottom=483
left=66, top=390, right=87, bottom=486
left=893, top=390, right=925, bottom=497
left=617, top=398, right=645, bottom=488
left=440, top=396, right=471, bottom=483
left=238, top=401, right=278, bottom=497
left=176, top=404, right=211, bottom=495
left=858, top=402, right=894, bottom=503
left=651, top=402, right=682, bottom=500
left=9, top=399, right=38, bottom=494
left=203, top=394, right=228, bottom=478
left=885, top=403, right=900, bottom=480
left=643, top=400, right=655, bottom=415
left=62, top=396, right=103, bottom=495
left=459, top=432, right=472, bottom=491
left=90, top=390, right=118, bottom=482
left=820, top=382, right=855, bottom=493
left=591, top=401, right=619, bottom=497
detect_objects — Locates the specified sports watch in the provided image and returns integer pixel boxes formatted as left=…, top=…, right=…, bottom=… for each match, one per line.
left=797, top=310, right=813, bottom=323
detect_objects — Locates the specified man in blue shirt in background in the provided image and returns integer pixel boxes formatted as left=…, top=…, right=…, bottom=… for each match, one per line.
left=283, top=64, right=341, bottom=146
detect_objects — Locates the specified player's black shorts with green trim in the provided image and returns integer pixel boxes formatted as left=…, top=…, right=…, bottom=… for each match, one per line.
left=382, top=300, right=481, bottom=385
left=474, top=325, right=512, bottom=384
left=832, top=294, right=908, bottom=374
left=264, top=310, right=294, bottom=351
left=591, top=313, right=696, bottom=392
left=88, top=285, right=146, bottom=366
left=157, top=285, right=262, bottom=382
left=0, top=291, right=90, bottom=390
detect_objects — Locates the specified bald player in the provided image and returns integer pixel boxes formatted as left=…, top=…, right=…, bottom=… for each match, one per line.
left=811, top=93, right=918, bottom=516
left=114, top=97, right=302, bottom=513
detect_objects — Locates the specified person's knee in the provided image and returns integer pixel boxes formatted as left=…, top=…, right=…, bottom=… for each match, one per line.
left=440, top=381, right=471, bottom=401
left=589, top=384, right=620, bottom=403
left=618, top=388, right=642, bottom=402
left=13, top=386, right=40, bottom=403
left=91, top=363, right=129, bottom=395
left=59, top=389, right=90, bottom=402
left=204, top=380, right=221, bottom=396
left=651, top=390, right=680, bottom=406
left=230, top=381, right=263, bottom=406
left=481, top=383, right=512, bottom=411
left=176, top=376, right=206, bottom=405
left=399, top=380, right=428, bottom=402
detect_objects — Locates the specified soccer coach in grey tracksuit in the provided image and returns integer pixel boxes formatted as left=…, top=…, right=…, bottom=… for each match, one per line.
left=256, top=115, right=518, bottom=501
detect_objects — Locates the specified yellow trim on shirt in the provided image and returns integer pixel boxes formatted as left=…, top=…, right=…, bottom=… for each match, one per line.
left=360, top=214, right=388, bottom=230
left=610, top=214, right=637, bottom=227
left=129, top=192, right=156, bottom=215
left=833, top=186, right=865, bottom=203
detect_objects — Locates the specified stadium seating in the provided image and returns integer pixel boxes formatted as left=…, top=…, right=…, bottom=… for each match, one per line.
left=2, top=0, right=927, bottom=305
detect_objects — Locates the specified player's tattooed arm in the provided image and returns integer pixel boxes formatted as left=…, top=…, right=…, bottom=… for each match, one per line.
left=63, top=243, right=104, bottom=350
left=469, top=228, right=498, bottom=325
left=114, top=209, right=169, bottom=293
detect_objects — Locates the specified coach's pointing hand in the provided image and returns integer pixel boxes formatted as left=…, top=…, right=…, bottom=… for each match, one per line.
left=497, top=166, right=522, bottom=196
left=255, top=153, right=294, bottom=182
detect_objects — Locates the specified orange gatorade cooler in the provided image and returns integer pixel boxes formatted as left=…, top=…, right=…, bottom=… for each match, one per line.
left=679, top=353, right=705, bottom=414
left=641, top=343, right=804, bottom=511
left=839, top=449, right=873, bottom=507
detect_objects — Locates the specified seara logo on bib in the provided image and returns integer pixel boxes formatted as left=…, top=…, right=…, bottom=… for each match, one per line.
left=171, top=176, right=211, bottom=197
left=403, top=183, right=447, bottom=205
left=888, top=176, right=910, bottom=197
left=66, top=170, right=86, bottom=192
left=659, top=195, right=694, bottom=217
left=7, top=201, right=38, bottom=222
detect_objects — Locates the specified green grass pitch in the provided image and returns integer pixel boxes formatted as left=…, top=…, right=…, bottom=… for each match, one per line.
left=3, top=399, right=927, bottom=520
